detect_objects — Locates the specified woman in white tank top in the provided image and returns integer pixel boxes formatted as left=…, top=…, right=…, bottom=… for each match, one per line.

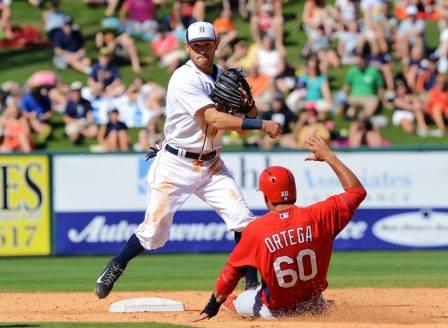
left=256, top=34, right=285, bottom=78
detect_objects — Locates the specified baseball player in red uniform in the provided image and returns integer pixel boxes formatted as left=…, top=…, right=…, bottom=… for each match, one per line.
left=194, top=135, right=367, bottom=320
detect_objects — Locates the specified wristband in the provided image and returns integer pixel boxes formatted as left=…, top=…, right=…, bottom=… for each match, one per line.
left=242, top=118, right=263, bottom=130
left=200, top=293, right=224, bottom=319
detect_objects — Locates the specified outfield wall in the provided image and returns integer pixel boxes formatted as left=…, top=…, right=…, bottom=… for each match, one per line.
left=1, top=150, right=448, bottom=255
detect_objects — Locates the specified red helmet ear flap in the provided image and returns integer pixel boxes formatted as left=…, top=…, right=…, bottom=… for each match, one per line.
left=259, top=166, right=296, bottom=204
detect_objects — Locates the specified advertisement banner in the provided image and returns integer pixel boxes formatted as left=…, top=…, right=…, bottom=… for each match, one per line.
left=54, top=208, right=448, bottom=254
left=53, top=151, right=448, bottom=253
left=54, top=152, right=448, bottom=211
left=55, top=210, right=264, bottom=255
left=0, top=156, right=51, bottom=256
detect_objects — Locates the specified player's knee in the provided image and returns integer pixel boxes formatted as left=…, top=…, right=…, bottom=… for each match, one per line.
left=234, top=289, right=258, bottom=317
left=135, top=228, right=169, bottom=250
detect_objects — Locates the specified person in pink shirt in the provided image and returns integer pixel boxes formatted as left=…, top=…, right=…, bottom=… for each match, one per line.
left=151, top=22, right=186, bottom=73
left=120, top=0, right=161, bottom=39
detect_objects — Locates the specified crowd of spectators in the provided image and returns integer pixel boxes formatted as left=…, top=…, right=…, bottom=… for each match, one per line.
left=1, top=0, right=448, bottom=154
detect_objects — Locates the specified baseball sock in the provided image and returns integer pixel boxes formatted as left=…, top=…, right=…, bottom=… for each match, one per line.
left=234, top=231, right=259, bottom=289
left=113, top=233, right=145, bottom=268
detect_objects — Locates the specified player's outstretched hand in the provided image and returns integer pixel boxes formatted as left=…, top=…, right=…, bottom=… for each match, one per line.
left=191, top=293, right=223, bottom=322
left=191, top=312, right=210, bottom=322
left=304, top=135, right=334, bottom=162
left=262, top=120, right=282, bottom=138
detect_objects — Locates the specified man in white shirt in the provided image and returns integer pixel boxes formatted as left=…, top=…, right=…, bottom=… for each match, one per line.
left=95, top=21, right=282, bottom=299
left=396, top=5, right=426, bottom=63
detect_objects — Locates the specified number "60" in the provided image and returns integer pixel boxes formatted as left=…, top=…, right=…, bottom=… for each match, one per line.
left=273, top=249, right=318, bottom=288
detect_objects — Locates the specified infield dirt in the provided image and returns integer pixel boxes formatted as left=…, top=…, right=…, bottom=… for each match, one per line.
left=0, top=289, right=447, bottom=327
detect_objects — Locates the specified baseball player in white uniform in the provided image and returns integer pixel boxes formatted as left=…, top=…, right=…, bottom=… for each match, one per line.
left=95, top=21, right=282, bottom=299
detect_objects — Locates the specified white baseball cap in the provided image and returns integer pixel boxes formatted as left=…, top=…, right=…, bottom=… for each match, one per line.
left=70, top=81, right=83, bottom=90
left=406, top=5, right=418, bottom=16
left=186, top=22, right=216, bottom=43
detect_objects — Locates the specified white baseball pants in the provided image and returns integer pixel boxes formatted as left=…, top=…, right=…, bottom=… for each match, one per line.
left=135, top=149, right=255, bottom=250
left=233, top=286, right=275, bottom=319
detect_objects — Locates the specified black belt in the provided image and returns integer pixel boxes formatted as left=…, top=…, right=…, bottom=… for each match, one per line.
left=165, top=144, right=217, bottom=161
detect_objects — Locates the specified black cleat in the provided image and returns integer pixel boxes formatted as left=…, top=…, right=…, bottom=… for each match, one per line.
left=95, top=260, right=125, bottom=299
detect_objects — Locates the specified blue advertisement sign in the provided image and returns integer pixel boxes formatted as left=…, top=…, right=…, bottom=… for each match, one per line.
left=335, top=208, right=448, bottom=250
left=54, top=208, right=448, bottom=255
left=55, top=210, right=265, bottom=255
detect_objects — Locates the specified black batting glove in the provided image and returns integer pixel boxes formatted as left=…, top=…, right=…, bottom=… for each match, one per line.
left=200, top=293, right=225, bottom=320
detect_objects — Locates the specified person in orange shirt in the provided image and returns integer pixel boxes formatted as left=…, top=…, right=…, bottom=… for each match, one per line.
left=246, top=64, right=274, bottom=111
left=213, top=8, right=238, bottom=58
left=425, top=74, right=448, bottom=137
left=0, top=101, right=33, bottom=153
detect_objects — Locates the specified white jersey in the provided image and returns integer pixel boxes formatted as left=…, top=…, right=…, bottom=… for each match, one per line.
left=164, top=60, right=224, bottom=153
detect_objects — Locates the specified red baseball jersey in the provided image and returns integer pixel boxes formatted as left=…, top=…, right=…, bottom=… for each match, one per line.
left=224, top=186, right=366, bottom=312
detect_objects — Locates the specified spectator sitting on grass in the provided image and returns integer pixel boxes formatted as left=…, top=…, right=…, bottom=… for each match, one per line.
left=424, top=74, right=448, bottom=137
left=254, top=91, right=297, bottom=149
left=282, top=104, right=331, bottom=149
left=0, top=100, right=33, bottom=153
left=172, top=0, right=205, bottom=29
left=134, top=116, right=163, bottom=151
left=298, top=56, right=333, bottom=116
left=96, top=30, right=142, bottom=73
left=255, top=33, right=285, bottom=79
left=336, top=20, right=361, bottom=65
left=213, top=8, right=238, bottom=59
left=126, top=77, right=166, bottom=123
left=63, top=81, right=98, bottom=144
left=342, top=51, right=384, bottom=119
left=52, top=16, right=92, bottom=74
left=246, top=63, right=274, bottom=112
left=302, top=0, right=332, bottom=55
left=415, top=54, right=438, bottom=96
left=334, top=0, right=359, bottom=29
left=88, top=47, right=125, bottom=98
left=307, top=24, right=340, bottom=73
left=392, top=79, right=429, bottom=137
left=20, top=86, right=52, bottom=144
left=348, top=115, right=386, bottom=148
left=360, top=0, right=389, bottom=54
left=97, top=108, right=129, bottom=151
left=27, top=70, right=68, bottom=112
left=396, top=5, right=426, bottom=66
left=225, top=40, right=257, bottom=71
left=151, top=21, right=187, bottom=74
left=0, top=0, right=12, bottom=39
left=43, top=0, right=65, bottom=44
left=119, top=0, right=159, bottom=40
left=366, top=50, right=395, bottom=100
left=251, top=0, right=284, bottom=50
left=1, top=82, right=23, bottom=115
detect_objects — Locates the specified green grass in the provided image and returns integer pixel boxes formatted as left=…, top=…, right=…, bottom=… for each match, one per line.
left=0, top=251, right=447, bottom=292
left=328, top=251, right=448, bottom=288
left=2, top=1, right=448, bottom=150
left=0, top=324, right=189, bottom=328
left=0, top=254, right=226, bottom=292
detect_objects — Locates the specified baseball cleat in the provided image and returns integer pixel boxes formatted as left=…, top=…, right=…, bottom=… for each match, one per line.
left=95, top=260, right=125, bottom=299
left=222, top=294, right=237, bottom=313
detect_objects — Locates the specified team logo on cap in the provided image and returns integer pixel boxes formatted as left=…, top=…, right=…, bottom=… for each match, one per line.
left=199, top=26, right=205, bottom=33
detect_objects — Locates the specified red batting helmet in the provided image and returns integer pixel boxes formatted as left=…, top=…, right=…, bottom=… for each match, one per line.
left=258, top=166, right=296, bottom=204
